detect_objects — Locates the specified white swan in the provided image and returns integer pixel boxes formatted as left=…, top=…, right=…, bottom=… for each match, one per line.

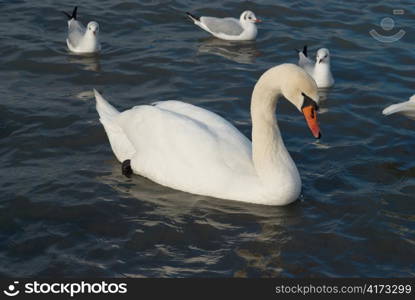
left=186, top=11, right=260, bottom=41
left=94, top=64, right=321, bottom=206
left=297, top=45, right=334, bottom=88
left=63, top=6, right=101, bottom=54
left=382, top=94, right=415, bottom=120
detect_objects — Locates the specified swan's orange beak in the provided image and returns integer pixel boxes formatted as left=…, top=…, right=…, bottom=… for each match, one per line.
left=302, top=104, right=321, bottom=139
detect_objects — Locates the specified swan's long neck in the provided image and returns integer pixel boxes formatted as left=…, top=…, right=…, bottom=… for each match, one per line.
left=250, top=72, right=301, bottom=201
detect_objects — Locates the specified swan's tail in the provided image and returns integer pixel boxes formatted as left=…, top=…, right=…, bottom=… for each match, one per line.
left=94, top=89, right=120, bottom=122
left=94, top=89, right=135, bottom=163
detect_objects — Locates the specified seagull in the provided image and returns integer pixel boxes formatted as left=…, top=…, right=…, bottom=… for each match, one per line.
left=297, top=45, right=334, bottom=88
left=62, top=6, right=101, bottom=54
left=382, top=94, right=415, bottom=120
left=186, top=10, right=261, bottom=41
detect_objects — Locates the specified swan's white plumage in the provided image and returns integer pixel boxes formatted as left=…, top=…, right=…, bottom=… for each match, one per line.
left=382, top=95, right=415, bottom=120
left=152, top=101, right=253, bottom=172
left=95, top=64, right=320, bottom=205
left=95, top=91, right=257, bottom=200
left=95, top=90, right=134, bottom=162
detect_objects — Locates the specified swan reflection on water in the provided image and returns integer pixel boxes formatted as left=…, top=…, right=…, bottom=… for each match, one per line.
left=99, top=158, right=303, bottom=220
left=197, top=37, right=261, bottom=64
left=98, top=159, right=304, bottom=276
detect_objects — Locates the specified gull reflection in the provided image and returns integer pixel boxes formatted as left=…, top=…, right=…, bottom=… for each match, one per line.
left=75, top=90, right=95, bottom=101
left=197, top=37, right=261, bottom=64
left=316, top=88, right=332, bottom=115
left=318, top=87, right=331, bottom=102
left=67, top=53, right=101, bottom=72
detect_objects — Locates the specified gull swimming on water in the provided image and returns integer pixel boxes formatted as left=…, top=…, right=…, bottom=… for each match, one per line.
left=382, top=94, right=415, bottom=120
left=297, top=45, right=334, bottom=88
left=63, top=6, right=101, bottom=54
left=186, top=10, right=261, bottom=41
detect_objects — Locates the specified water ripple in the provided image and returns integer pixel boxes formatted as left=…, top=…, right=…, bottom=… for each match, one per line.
left=0, top=0, right=414, bottom=277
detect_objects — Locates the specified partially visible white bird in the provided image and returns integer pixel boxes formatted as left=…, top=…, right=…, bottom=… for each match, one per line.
left=186, top=10, right=261, bottom=41
left=63, top=6, right=101, bottom=54
left=382, top=94, right=415, bottom=120
left=297, top=45, right=334, bottom=88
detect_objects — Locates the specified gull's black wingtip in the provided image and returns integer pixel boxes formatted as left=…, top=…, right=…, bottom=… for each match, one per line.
left=303, top=45, right=308, bottom=57
left=296, top=45, right=308, bottom=56
left=186, top=12, right=200, bottom=22
left=62, top=6, right=77, bottom=20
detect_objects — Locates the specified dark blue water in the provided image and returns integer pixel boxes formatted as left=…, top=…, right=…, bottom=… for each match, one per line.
left=0, top=0, right=414, bottom=277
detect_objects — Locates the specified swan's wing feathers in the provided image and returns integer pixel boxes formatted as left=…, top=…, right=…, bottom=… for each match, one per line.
left=153, top=101, right=253, bottom=171
left=116, top=106, right=233, bottom=189
left=200, top=17, right=243, bottom=36
left=115, top=103, right=255, bottom=193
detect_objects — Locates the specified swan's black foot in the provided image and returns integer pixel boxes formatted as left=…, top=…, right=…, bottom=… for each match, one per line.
left=122, top=159, right=132, bottom=178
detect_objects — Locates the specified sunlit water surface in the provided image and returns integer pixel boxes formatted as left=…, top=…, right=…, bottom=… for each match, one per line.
left=0, top=0, right=414, bottom=277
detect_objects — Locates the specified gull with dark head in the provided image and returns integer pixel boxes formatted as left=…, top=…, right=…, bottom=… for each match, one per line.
left=186, top=10, right=261, bottom=41
left=297, top=45, right=334, bottom=88
left=63, top=6, right=101, bottom=54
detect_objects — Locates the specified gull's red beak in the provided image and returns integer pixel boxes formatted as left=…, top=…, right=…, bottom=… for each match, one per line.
left=255, top=19, right=262, bottom=23
left=302, top=104, right=321, bottom=139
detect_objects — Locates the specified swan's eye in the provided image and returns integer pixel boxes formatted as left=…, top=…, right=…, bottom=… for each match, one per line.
left=301, top=92, right=319, bottom=111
